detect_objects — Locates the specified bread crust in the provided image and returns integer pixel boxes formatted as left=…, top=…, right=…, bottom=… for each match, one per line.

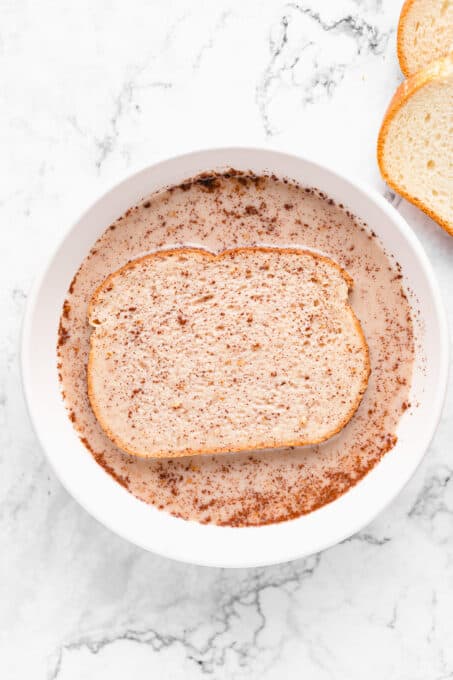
left=377, top=53, right=453, bottom=235
left=397, top=0, right=418, bottom=77
left=87, top=246, right=370, bottom=459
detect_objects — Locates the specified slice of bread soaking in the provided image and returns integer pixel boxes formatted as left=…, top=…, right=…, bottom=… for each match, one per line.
left=87, top=247, right=370, bottom=459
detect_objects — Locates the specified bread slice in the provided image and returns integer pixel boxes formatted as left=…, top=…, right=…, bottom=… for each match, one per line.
left=397, top=0, right=453, bottom=76
left=377, top=54, right=453, bottom=234
left=87, top=247, right=370, bottom=459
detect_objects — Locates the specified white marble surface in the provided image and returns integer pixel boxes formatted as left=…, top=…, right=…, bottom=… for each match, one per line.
left=2, top=1, right=453, bottom=678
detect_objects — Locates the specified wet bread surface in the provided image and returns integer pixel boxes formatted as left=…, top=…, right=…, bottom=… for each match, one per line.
left=87, top=247, right=370, bottom=458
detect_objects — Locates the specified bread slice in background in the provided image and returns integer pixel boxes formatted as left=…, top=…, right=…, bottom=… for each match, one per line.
left=377, top=54, right=453, bottom=234
left=87, top=247, right=370, bottom=459
left=397, top=0, right=453, bottom=76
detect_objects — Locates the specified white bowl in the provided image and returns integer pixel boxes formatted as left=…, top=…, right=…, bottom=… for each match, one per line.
left=22, top=148, right=449, bottom=568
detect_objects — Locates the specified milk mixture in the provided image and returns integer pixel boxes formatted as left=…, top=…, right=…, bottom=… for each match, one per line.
left=57, top=172, right=414, bottom=526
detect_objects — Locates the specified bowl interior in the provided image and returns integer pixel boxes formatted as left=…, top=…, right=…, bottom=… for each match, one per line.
left=22, top=148, right=448, bottom=567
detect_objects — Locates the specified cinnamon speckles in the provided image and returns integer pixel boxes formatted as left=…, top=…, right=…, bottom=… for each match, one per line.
left=68, top=273, right=78, bottom=295
left=92, top=451, right=130, bottom=489
left=57, top=319, right=70, bottom=346
left=194, top=294, right=214, bottom=303
left=62, top=301, right=71, bottom=319
left=196, top=175, right=219, bottom=191
left=57, top=171, right=414, bottom=527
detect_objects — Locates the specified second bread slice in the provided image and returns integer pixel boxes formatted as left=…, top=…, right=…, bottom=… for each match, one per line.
left=377, top=54, right=453, bottom=234
left=88, top=247, right=370, bottom=459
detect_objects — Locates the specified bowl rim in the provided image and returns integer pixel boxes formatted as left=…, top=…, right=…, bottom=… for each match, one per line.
left=21, top=146, right=450, bottom=568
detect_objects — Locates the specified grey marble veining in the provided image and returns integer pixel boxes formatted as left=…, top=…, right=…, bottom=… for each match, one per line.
left=257, top=2, right=394, bottom=134
left=1, top=1, right=453, bottom=678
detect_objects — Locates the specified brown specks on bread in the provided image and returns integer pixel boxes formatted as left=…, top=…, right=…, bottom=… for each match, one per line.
left=87, top=247, right=370, bottom=459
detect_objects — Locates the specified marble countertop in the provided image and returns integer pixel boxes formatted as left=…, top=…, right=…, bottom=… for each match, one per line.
left=2, top=1, right=453, bottom=678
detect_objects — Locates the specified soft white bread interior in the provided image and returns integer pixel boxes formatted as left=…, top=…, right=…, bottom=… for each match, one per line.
left=397, top=0, right=453, bottom=76
left=378, top=54, right=453, bottom=234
